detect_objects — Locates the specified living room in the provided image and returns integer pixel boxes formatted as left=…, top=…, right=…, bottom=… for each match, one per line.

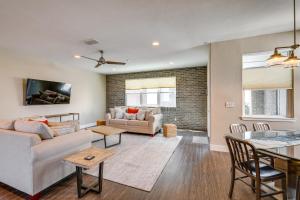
left=1, top=0, right=300, bottom=200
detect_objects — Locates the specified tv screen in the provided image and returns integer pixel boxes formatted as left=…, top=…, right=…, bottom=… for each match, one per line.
left=25, top=79, right=72, bottom=105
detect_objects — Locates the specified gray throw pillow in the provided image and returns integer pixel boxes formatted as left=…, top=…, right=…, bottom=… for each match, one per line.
left=50, top=125, right=76, bottom=136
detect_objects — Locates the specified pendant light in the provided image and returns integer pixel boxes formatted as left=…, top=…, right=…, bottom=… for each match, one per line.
left=267, top=0, right=300, bottom=68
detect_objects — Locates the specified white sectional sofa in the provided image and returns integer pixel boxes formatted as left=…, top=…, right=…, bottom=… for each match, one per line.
left=0, top=122, right=93, bottom=198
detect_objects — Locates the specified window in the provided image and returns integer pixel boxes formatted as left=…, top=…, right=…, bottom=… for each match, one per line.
left=125, top=77, right=176, bottom=107
left=242, top=51, right=293, bottom=118
left=244, top=89, right=290, bottom=116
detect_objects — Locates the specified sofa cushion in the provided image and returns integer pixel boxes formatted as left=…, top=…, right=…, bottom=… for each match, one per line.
left=127, top=120, right=149, bottom=126
left=14, top=120, right=54, bottom=140
left=0, top=120, right=15, bottom=130
left=31, top=131, right=92, bottom=162
left=109, top=119, right=127, bottom=125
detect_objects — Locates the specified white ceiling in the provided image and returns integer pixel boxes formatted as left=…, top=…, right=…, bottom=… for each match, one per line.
left=0, top=0, right=297, bottom=74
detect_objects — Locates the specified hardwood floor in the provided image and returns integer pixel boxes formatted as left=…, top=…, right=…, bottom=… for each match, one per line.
left=0, top=131, right=271, bottom=200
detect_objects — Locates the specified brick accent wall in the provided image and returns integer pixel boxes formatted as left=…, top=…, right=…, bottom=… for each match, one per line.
left=106, top=67, right=207, bottom=131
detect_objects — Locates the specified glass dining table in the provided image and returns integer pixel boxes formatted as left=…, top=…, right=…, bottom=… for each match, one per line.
left=229, top=130, right=300, bottom=199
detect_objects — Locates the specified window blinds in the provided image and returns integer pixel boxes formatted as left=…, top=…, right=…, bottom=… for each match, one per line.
left=125, top=77, right=176, bottom=90
left=242, top=67, right=293, bottom=90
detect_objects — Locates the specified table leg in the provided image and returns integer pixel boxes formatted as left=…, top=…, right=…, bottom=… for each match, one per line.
left=76, top=163, right=104, bottom=198
left=76, top=166, right=83, bottom=198
left=104, top=135, right=107, bottom=148
left=99, top=162, right=103, bottom=193
left=104, top=133, right=122, bottom=148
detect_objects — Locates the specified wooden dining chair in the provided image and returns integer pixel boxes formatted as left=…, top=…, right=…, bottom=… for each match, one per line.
left=229, top=123, right=247, bottom=133
left=225, top=135, right=287, bottom=200
left=253, top=122, right=271, bottom=131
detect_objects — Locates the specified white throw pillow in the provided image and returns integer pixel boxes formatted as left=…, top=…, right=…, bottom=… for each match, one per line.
left=115, top=108, right=124, bottom=119
left=0, top=120, right=15, bottom=130
left=14, top=120, right=54, bottom=140
left=136, top=111, right=146, bottom=121
left=125, top=113, right=136, bottom=120
left=50, top=125, right=76, bottom=136
left=145, top=111, right=153, bottom=121
left=109, top=108, right=116, bottom=119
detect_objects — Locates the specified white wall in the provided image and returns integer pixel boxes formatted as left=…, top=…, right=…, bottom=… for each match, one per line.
left=0, top=49, right=106, bottom=125
left=210, top=31, right=300, bottom=150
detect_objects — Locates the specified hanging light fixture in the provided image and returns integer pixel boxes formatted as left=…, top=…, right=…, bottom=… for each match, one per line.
left=267, top=0, right=300, bottom=68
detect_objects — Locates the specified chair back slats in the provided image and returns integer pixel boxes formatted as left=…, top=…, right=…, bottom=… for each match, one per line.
left=225, top=136, right=260, bottom=176
left=253, top=122, right=271, bottom=131
left=230, top=123, right=247, bottom=133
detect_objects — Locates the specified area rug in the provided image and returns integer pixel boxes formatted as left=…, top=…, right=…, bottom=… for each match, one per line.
left=86, top=134, right=182, bottom=191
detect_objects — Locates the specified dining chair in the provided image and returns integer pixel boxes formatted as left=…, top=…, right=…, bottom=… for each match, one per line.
left=253, top=122, right=271, bottom=131
left=229, top=123, right=247, bottom=133
left=225, top=135, right=287, bottom=200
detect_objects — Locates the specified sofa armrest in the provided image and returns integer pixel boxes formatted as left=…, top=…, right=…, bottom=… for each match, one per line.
left=148, top=114, right=163, bottom=133
left=0, top=130, right=41, bottom=194
left=105, top=113, right=112, bottom=125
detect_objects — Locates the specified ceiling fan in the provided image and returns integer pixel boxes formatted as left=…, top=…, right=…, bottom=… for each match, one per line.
left=75, top=50, right=126, bottom=68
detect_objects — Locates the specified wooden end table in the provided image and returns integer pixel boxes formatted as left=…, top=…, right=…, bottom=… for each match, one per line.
left=89, top=126, right=126, bottom=148
left=64, top=147, right=114, bottom=198
left=96, top=119, right=106, bottom=126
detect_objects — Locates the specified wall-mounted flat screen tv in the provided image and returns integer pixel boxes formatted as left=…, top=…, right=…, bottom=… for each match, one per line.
left=25, top=79, right=72, bottom=105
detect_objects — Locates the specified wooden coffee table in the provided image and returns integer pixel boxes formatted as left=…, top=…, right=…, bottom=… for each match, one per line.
left=89, top=126, right=126, bottom=148
left=64, top=147, right=114, bottom=198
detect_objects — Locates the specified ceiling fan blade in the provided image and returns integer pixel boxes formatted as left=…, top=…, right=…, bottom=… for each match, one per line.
left=105, top=61, right=126, bottom=65
left=94, top=63, right=101, bottom=68
left=81, top=56, right=99, bottom=62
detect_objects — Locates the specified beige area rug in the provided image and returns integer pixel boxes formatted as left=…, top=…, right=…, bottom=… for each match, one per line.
left=86, top=134, right=182, bottom=191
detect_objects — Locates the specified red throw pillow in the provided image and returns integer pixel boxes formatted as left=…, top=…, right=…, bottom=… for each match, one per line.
left=127, top=107, right=139, bottom=114
left=29, top=119, right=49, bottom=125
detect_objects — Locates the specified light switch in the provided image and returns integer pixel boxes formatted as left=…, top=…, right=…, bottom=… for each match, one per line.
left=225, top=101, right=235, bottom=108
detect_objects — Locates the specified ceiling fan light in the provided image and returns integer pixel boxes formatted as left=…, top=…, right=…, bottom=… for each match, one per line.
left=266, top=49, right=286, bottom=65
left=74, top=54, right=81, bottom=59
left=283, top=52, right=300, bottom=67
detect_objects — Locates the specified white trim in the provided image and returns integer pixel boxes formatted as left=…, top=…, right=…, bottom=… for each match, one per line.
left=80, top=122, right=96, bottom=129
left=210, top=144, right=228, bottom=152
left=207, top=43, right=211, bottom=138
left=241, top=116, right=296, bottom=122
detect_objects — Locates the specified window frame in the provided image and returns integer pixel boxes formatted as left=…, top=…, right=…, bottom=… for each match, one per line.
left=125, top=87, right=176, bottom=108
left=242, top=88, right=294, bottom=119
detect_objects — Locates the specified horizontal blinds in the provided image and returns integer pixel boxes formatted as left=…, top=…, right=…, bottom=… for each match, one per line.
left=243, top=67, right=293, bottom=89
left=125, top=77, right=176, bottom=90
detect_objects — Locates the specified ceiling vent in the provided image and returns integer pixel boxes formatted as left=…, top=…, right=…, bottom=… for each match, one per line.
left=84, top=39, right=99, bottom=45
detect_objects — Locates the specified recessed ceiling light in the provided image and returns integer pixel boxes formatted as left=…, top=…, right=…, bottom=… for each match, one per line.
left=169, top=61, right=174, bottom=65
left=152, top=41, right=160, bottom=46
left=74, top=54, right=81, bottom=59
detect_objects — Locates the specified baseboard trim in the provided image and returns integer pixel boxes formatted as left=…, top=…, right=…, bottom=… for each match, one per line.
left=210, top=144, right=228, bottom=152
left=80, top=122, right=96, bottom=129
